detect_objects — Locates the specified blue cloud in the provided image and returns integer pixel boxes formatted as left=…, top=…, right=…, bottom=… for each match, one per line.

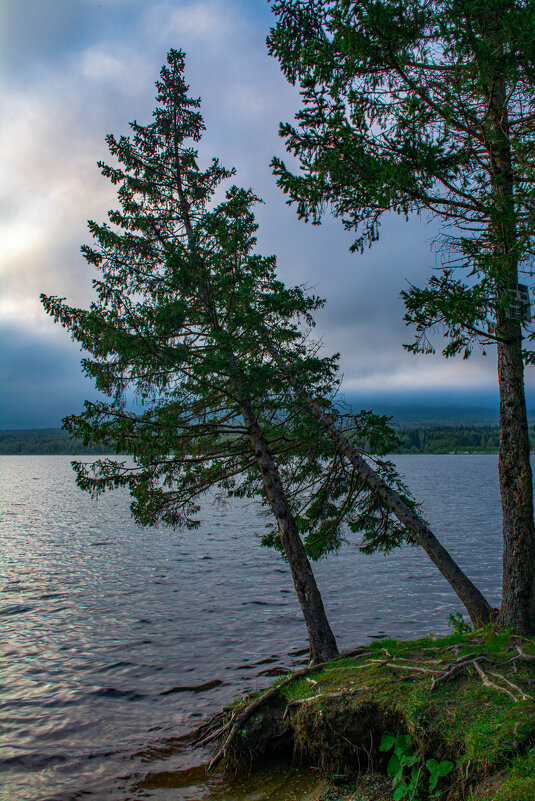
left=0, top=324, right=104, bottom=428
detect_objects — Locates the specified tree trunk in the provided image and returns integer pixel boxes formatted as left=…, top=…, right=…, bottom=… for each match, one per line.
left=173, top=163, right=338, bottom=662
left=241, top=399, right=339, bottom=663
left=487, top=50, right=535, bottom=634
left=496, top=321, right=535, bottom=633
left=265, top=343, right=494, bottom=626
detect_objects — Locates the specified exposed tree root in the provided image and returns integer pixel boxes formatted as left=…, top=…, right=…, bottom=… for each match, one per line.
left=426, top=650, right=534, bottom=702
left=473, top=662, right=518, bottom=702
left=188, top=711, right=229, bottom=750
left=495, top=645, right=535, bottom=668
left=284, top=688, right=363, bottom=718
left=488, top=671, right=533, bottom=701
left=430, top=653, right=486, bottom=691
left=517, top=645, right=535, bottom=664
left=385, top=662, right=435, bottom=675
left=206, top=649, right=368, bottom=772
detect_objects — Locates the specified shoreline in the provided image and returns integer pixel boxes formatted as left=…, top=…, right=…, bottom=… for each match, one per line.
left=202, top=630, right=535, bottom=801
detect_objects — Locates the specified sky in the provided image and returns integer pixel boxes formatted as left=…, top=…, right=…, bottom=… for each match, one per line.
left=1, top=0, right=529, bottom=428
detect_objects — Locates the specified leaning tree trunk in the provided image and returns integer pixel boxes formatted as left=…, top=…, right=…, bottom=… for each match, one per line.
left=241, top=399, right=339, bottom=663
left=302, top=396, right=494, bottom=627
left=173, top=163, right=338, bottom=663
left=265, top=343, right=494, bottom=626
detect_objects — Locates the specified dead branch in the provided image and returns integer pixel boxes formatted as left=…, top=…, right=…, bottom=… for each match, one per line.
left=409, top=762, right=425, bottom=801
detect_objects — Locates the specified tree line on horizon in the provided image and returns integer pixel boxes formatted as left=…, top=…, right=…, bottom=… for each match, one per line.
left=37, top=0, right=535, bottom=661
left=3, top=424, right=535, bottom=456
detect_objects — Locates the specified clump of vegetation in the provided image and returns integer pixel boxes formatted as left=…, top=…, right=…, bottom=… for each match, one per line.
left=197, top=631, right=535, bottom=800
left=379, top=731, right=453, bottom=800
left=447, top=611, right=473, bottom=636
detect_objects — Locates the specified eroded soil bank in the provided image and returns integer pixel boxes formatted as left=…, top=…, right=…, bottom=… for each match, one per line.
left=200, top=630, right=535, bottom=800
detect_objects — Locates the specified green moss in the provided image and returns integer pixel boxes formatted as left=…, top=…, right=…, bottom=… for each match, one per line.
left=466, top=751, right=535, bottom=800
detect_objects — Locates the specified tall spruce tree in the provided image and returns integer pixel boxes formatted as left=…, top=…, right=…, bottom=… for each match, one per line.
left=41, top=50, right=426, bottom=662
left=268, top=0, right=535, bottom=633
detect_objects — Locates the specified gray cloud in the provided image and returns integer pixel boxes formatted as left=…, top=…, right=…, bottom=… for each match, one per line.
left=1, top=0, right=523, bottom=427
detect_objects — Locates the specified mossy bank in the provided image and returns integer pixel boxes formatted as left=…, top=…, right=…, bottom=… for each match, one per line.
left=204, top=630, right=535, bottom=800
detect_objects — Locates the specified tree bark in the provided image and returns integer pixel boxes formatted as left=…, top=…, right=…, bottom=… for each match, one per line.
left=265, top=344, right=494, bottom=626
left=487, top=49, right=535, bottom=634
left=497, top=330, right=535, bottom=633
left=241, top=399, right=339, bottom=663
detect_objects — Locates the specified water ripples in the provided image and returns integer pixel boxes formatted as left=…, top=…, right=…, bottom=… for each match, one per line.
left=1, top=454, right=510, bottom=799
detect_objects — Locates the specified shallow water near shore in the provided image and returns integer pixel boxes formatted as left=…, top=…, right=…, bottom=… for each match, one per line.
left=1, top=454, right=513, bottom=799
left=136, top=760, right=321, bottom=800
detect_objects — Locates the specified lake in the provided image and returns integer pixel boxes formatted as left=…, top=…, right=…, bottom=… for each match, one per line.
left=1, top=454, right=508, bottom=800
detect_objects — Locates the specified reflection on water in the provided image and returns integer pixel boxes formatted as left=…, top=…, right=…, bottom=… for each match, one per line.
left=136, top=760, right=320, bottom=800
left=0, top=454, right=510, bottom=800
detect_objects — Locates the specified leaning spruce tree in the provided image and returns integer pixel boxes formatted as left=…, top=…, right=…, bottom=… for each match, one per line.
left=268, top=0, right=535, bottom=634
left=42, top=51, right=494, bottom=657
left=41, top=50, right=432, bottom=663
left=41, top=50, right=340, bottom=663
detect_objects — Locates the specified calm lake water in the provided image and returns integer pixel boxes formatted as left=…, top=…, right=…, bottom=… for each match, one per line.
left=1, top=454, right=511, bottom=800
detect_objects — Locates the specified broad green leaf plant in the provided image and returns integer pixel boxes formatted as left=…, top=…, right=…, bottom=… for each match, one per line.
left=380, top=731, right=453, bottom=800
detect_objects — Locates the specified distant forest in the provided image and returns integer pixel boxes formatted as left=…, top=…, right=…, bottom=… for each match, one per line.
left=397, top=425, right=535, bottom=454
left=1, top=425, right=535, bottom=455
left=0, top=429, right=112, bottom=455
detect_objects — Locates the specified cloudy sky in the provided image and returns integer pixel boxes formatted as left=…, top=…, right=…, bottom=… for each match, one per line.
left=1, top=0, right=528, bottom=428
